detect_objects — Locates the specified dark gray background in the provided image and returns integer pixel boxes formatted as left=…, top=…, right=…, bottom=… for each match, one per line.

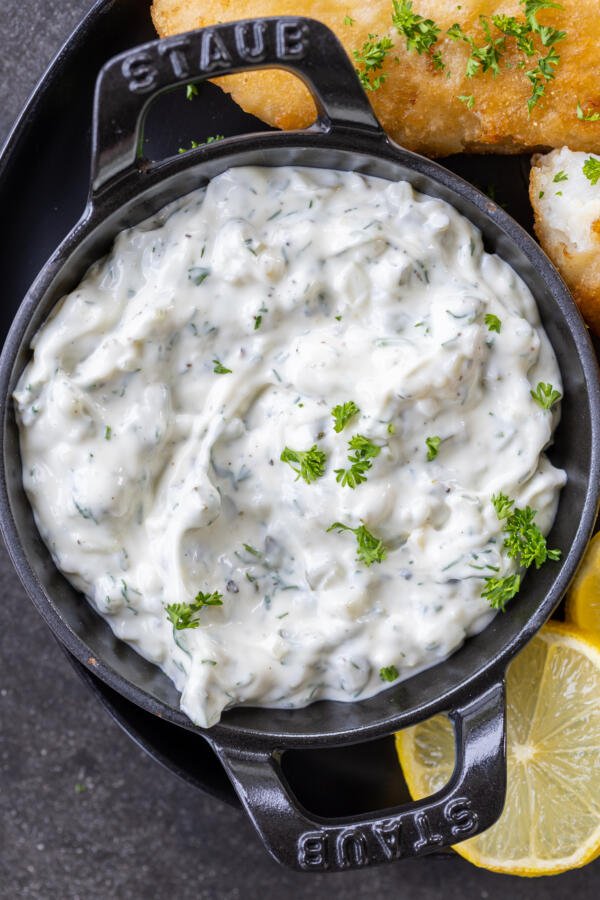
left=0, top=1, right=598, bottom=897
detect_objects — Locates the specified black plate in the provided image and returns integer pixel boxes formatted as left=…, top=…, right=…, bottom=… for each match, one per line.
left=0, top=0, right=594, bottom=832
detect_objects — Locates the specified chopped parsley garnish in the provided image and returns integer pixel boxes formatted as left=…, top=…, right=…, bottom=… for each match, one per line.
left=280, top=445, right=326, bottom=484
left=538, top=190, right=545, bottom=198
left=379, top=664, right=399, bottom=682
left=178, top=135, right=224, bottom=154
left=213, top=359, right=232, bottom=374
left=447, top=2, right=566, bottom=112
left=343, top=14, right=355, bottom=26
left=508, top=510, right=561, bottom=568
left=332, top=400, right=360, bottom=433
left=104, top=425, right=112, bottom=441
left=387, top=422, right=396, bottom=435
left=530, top=381, right=561, bottom=410
left=425, top=435, right=441, bottom=461
left=353, top=34, right=394, bottom=92
left=334, top=434, right=381, bottom=489
left=459, top=94, right=475, bottom=109
left=583, top=157, right=600, bottom=186
left=481, top=574, right=521, bottom=610
left=166, top=590, right=223, bottom=630
left=492, top=13, right=535, bottom=55
left=491, top=491, right=515, bottom=519
left=447, top=20, right=504, bottom=78
left=327, top=521, right=387, bottom=566
left=484, top=313, right=502, bottom=333
left=254, top=315, right=263, bottom=330
left=392, top=0, right=441, bottom=56
left=577, top=101, right=600, bottom=122
left=482, top=492, right=561, bottom=610
left=553, top=170, right=568, bottom=183
left=185, top=83, right=198, bottom=101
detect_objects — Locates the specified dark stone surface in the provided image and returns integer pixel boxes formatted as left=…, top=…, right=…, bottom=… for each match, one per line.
left=0, top=2, right=599, bottom=898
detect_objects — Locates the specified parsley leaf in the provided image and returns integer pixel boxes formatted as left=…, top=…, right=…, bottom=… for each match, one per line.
left=425, top=435, right=441, bottom=461
left=492, top=14, right=534, bottom=55
left=577, top=102, right=600, bottom=123
left=530, top=381, right=561, bottom=410
left=583, top=157, right=600, bottom=186
left=104, top=425, right=112, bottom=441
left=178, top=135, right=224, bottom=154
left=392, top=0, right=441, bottom=56
left=485, top=313, right=502, bottom=333
left=334, top=434, right=381, bottom=489
left=353, top=34, right=394, bottom=91
left=553, top=170, right=568, bottom=182
left=448, top=20, right=505, bottom=78
left=483, top=492, right=561, bottom=610
left=332, top=400, right=360, bottom=433
left=501, top=503, right=561, bottom=569
left=482, top=574, right=521, bottom=611
left=281, top=445, right=327, bottom=484
left=166, top=590, right=223, bottom=630
left=379, top=665, right=399, bottom=682
left=491, top=492, right=514, bottom=519
left=327, top=521, right=387, bottom=566
left=213, top=359, right=232, bottom=374
left=459, top=94, right=475, bottom=109
left=186, top=83, right=198, bottom=101
left=343, top=14, right=355, bottom=26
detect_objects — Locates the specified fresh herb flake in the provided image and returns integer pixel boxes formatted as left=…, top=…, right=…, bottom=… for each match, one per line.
left=530, top=381, right=561, bottom=410
left=379, top=664, right=399, bottom=682
left=484, top=313, right=502, bottom=333
left=577, top=101, right=600, bottom=122
left=332, top=400, right=360, bottom=433
left=327, top=521, right=387, bottom=567
left=166, top=590, right=223, bottom=630
left=583, top=157, right=600, bottom=186
left=353, top=34, right=394, bottom=91
left=425, top=435, right=441, bottom=461
left=280, top=445, right=327, bottom=484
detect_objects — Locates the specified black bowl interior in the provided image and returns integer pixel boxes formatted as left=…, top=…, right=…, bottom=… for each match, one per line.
left=2, top=134, right=599, bottom=747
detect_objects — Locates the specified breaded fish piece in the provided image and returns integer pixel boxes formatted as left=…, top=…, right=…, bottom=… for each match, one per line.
left=530, top=148, right=600, bottom=336
left=151, top=0, right=600, bottom=157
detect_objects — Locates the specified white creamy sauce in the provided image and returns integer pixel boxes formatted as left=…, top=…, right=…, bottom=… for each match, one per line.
left=15, top=166, right=566, bottom=727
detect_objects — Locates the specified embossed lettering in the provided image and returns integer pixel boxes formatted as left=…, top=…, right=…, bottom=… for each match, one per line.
left=158, top=38, right=192, bottom=79
left=122, top=53, right=158, bottom=93
left=444, top=797, right=479, bottom=837
left=200, top=30, right=233, bottom=71
left=276, top=20, right=308, bottom=60
left=413, top=813, right=443, bottom=852
left=235, top=21, right=268, bottom=62
left=336, top=829, right=369, bottom=868
left=372, top=819, right=402, bottom=860
left=298, top=832, right=328, bottom=870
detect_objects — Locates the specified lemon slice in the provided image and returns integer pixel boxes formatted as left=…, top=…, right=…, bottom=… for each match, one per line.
left=396, top=622, right=600, bottom=876
left=566, top=532, right=600, bottom=635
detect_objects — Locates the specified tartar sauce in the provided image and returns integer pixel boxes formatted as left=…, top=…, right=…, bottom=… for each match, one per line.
left=15, top=166, right=565, bottom=727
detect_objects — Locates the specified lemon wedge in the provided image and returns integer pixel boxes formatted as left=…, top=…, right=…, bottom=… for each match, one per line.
left=566, top=532, right=600, bottom=636
left=396, top=622, right=600, bottom=875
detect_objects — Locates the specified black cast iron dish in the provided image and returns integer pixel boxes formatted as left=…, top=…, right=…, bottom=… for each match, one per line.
left=1, top=17, right=599, bottom=872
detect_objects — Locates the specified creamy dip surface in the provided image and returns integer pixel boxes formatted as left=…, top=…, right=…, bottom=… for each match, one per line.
left=15, top=166, right=566, bottom=727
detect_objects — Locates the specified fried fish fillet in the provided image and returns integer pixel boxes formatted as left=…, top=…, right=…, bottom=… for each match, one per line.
left=530, top=147, right=600, bottom=336
left=151, top=0, right=600, bottom=157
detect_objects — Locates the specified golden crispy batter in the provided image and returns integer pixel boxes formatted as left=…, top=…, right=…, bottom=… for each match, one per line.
left=151, top=0, right=600, bottom=157
left=530, top=148, right=600, bottom=336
